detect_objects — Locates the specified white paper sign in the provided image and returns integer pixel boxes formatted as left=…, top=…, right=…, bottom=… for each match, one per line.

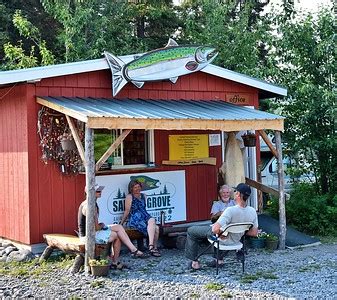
left=209, top=134, right=221, bottom=146
left=95, top=170, right=186, bottom=225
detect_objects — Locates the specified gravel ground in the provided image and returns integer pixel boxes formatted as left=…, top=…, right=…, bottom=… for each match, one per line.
left=1, top=243, right=337, bottom=299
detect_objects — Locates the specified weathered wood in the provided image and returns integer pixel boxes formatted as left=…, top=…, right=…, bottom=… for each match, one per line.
left=39, top=245, right=54, bottom=262
left=245, top=177, right=279, bottom=197
left=275, top=131, right=286, bottom=250
left=43, top=233, right=85, bottom=253
left=65, top=115, right=86, bottom=164
left=87, top=117, right=284, bottom=132
left=70, top=254, right=84, bottom=274
left=162, top=157, right=216, bottom=166
left=258, top=130, right=279, bottom=159
left=85, top=126, right=96, bottom=272
left=95, top=129, right=131, bottom=171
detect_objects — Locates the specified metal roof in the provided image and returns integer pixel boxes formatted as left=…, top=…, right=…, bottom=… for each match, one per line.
left=0, top=55, right=287, bottom=99
left=37, top=97, right=284, bottom=131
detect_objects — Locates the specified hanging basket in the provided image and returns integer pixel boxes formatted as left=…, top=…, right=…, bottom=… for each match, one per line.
left=60, top=138, right=76, bottom=151
left=242, top=134, right=257, bottom=147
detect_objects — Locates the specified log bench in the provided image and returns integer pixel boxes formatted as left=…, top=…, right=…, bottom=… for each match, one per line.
left=39, top=234, right=109, bottom=274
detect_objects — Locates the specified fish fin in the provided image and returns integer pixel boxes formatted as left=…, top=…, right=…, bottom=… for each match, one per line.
left=169, top=77, right=179, bottom=83
left=165, top=38, right=179, bottom=47
left=131, top=81, right=145, bottom=89
left=104, top=51, right=128, bottom=96
left=104, top=51, right=125, bottom=72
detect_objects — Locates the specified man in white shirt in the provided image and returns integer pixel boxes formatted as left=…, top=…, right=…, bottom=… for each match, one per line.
left=185, top=183, right=258, bottom=270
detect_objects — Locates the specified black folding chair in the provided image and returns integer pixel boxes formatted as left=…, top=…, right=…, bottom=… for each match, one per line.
left=196, top=222, right=253, bottom=275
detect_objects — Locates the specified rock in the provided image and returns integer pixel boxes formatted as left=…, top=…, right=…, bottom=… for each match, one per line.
left=4, top=246, right=17, bottom=255
left=2, top=243, right=14, bottom=249
left=7, top=249, right=34, bottom=262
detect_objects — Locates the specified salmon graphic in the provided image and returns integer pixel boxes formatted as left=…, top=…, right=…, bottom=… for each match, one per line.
left=130, top=175, right=160, bottom=191
left=104, top=39, right=218, bottom=96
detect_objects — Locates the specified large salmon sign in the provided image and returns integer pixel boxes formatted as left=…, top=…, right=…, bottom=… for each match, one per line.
left=104, top=39, right=218, bottom=96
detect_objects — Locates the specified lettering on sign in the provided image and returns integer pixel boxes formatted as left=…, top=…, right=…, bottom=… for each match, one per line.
left=227, top=94, right=249, bottom=104
left=169, top=134, right=209, bottom=160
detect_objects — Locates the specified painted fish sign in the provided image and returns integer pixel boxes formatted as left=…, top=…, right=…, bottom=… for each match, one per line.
left=104, top=39, right=218, bottom=96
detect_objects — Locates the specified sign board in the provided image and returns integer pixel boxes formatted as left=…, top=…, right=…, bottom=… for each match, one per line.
left=169, top=134, right=209, bottom=160
left=95, top=170, right=186, bottom=225
left=227, top=94, right=250, bottom=105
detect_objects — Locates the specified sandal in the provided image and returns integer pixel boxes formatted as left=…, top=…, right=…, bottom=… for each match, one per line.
left=110, top=261, right=124, bottom=270
left=131, top=249, right=149, bottom=259
left=149, top=245, right=161, bottom=257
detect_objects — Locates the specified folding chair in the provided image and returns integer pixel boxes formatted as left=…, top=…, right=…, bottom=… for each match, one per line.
left=197, top=222, right=253, bottom=275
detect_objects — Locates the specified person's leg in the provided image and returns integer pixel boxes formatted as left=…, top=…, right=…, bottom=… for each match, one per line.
left=147, top=218, right=156, bottom=246
left=110, top=224, right=143, bottom=254
left=108, top=231, right=121, bottom=262
left=185, top=225, right=211, bottom=269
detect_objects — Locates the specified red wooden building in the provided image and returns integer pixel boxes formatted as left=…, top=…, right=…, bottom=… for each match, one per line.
left=0, top=55, right=286, bottom=250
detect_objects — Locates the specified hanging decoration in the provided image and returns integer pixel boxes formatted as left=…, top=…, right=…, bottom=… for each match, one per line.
left=37, top=107, right=84, bottom=175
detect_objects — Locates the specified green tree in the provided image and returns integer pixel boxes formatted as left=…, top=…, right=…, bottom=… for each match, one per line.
left=269, top=7, right=336, bottom=194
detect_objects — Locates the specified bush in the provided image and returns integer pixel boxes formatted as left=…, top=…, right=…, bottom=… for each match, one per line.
left=265, top=183, right=337, bottom=236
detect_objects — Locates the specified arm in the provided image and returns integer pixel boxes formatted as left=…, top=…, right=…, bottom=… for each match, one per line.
left=120, top=194, right=132, bottom=225
left=246, top=227, right=258, bottom=237
left=82, top=204, right=103, bottom=231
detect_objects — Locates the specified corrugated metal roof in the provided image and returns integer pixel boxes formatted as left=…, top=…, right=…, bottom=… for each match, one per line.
left=39, top=97, right=283, bottom=121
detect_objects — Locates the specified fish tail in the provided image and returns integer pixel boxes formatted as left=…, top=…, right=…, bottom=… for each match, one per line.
left=104, top=51, right=128, bottom=97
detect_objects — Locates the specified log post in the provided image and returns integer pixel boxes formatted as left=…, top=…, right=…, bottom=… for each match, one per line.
left=85, top=126, right=96, bottom=272
left=275, top=130, right=286, bottom=250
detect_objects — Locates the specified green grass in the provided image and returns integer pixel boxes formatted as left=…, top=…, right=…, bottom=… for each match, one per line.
left=90, top=279, right=105, bottom=288
left=240, top=271, right=278, bottom=284
left=317, top=235, right=337, bottom=244
left=299, top=264, right=321, bottom=272
left=0, top=254, right=74, bottom=278
left=204, top=282, right=224, bottom=291
left=221, top=291, right=233, bottom=298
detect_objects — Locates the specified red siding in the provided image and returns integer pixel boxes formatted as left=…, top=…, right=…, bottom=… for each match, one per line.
left=0, top=85, right=30, bottom=244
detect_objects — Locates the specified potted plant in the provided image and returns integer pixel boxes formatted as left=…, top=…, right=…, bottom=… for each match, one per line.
left=242, top=131, right=256, bottom=147
left=265, top=233, right=279, bottom=250
left=249, top=230, right=267, bottom=249
left=89, top=258, right=110, bottom=276
left=59, top=132, right=76, bottom=151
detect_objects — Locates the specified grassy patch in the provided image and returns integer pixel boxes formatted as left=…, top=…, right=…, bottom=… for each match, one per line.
left=204, top=282, right=224, bottom=291
left=299, top=264, right=321, bottom=272
left=0, top=254, right=74, bottom=278
left=189, top=293, right=200, bottom=298
left=221, top=291, right=233, bottom=298
left=240, top=271, right=278, bottom=284
left=317, top=235, right=337, bottom=244
left=90, top=279, right=105, bottom=288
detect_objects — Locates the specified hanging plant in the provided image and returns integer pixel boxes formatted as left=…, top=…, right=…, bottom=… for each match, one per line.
left=242, top=131, right=257, bottom=147
left=37, top=107, right=84, bottom=175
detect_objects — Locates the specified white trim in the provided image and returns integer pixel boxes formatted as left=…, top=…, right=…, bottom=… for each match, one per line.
left=0, top=54, right=287, bottom=97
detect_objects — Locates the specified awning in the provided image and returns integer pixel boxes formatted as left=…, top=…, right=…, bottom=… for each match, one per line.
left=36, top=97, right=284, bottom=131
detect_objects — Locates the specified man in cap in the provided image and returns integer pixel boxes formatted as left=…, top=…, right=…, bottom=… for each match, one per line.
left=78, top=183, right=147, bottom=269
left=185, top=183, right=258, bottom=270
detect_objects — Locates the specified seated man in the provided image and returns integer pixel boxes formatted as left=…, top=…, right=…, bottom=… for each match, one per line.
left=185, top=183, right=258, bottom=270
left=210, top=185, right=235, bottom=223
left=78, top=184, right=147, bottom=269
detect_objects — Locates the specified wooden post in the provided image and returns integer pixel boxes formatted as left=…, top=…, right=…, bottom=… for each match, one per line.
left=84, top=126, right=96, bottom=272
left=275, top=131, right=286, bottom=250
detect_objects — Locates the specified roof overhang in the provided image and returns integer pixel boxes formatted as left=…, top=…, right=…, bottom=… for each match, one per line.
left=1, top=55, right=287, bottom=99
left=37, top=97, right=284, bottom=131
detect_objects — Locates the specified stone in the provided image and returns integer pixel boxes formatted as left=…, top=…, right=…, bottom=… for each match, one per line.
left=7, top=249, right=34, bottom=262
left=4, top=246, right=17, bottom=255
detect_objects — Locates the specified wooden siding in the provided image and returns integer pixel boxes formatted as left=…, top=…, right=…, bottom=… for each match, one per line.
left=0, top=85, right=30, bottom=244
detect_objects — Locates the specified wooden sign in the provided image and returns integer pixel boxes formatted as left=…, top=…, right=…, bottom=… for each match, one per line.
left=169, top=134, right=209, bottom=160
left=227, top=94, right=250, bottom=105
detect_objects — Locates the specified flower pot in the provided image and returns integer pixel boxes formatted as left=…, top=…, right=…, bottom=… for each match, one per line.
left=266, top=239, right=279, bottom=250
left=250, top=237, right=266, bottom=249
left=60, top=138, right=76, bottom=151
left=242, top=134, right=256, bottom=147
left=90, top=265, right=109, bottom=276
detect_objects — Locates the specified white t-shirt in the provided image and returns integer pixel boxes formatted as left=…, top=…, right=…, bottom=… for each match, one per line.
left=216, top=205, right=258, bottom=244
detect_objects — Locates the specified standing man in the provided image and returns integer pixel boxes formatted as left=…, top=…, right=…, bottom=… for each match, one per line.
left=185, top=183, right=258, bottom=270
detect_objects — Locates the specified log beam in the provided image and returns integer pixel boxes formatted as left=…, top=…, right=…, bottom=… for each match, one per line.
left=65, top=115, right=85, bottom=164
left=258, top=130, right=278, bottom=159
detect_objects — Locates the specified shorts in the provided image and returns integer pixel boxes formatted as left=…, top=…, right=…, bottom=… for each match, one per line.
left=79, top=227, right=112, bottom=244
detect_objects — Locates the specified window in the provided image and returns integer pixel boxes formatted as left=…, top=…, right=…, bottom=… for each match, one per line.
left=94, top=129, right=154, bottom=169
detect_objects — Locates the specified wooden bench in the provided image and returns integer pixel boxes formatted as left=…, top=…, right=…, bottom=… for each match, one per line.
left=39, top=234, right=109, bottom=273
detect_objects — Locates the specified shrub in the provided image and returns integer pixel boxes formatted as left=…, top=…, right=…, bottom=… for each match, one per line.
left=265, top=183, right=337, bottom=236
